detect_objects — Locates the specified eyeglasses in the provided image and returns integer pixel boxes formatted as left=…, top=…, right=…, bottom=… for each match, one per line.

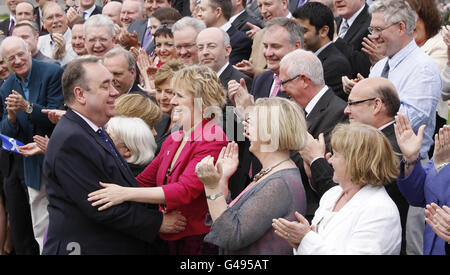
left=174, top=42, right=196, bottom=51
left=368, top=22, right=398, bottom=35
left=280, top=74, right=301, bottom=86
left=347, top=97, right=376, bottom=107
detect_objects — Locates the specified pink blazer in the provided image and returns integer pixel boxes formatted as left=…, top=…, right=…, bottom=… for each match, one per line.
left=136, top=119, right=228, bottom=241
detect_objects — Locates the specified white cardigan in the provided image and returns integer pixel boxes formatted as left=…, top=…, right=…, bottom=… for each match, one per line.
left=295, top=184, right=401, bottom=255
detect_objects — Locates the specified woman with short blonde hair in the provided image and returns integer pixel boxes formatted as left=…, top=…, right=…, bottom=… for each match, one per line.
left=195, top=97, right=308, bottom=254
left=114, top=93, right=162, bottom=131
left=273, top=123, right=402, bottom=255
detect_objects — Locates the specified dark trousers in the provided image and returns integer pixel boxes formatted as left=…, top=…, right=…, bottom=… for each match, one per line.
left=2, top=154, right=39, bottom=255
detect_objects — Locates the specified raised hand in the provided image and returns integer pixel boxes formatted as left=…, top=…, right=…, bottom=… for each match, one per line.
left=433, top=125, right=450, bottom=169
left=394, top=113, right=425, bottom=162
left=216, top=142, right=239, bottom=183
left=245, top=22, right=261, bottom=39
left=233, top=59, right=255, bottom=77
left=299, top=133, right=326, bottom=165
left=195, top=155, right=221, bottom=190
left=361, top=36, right=386, bottom=66
left=34, top=135, right=49, bottom=154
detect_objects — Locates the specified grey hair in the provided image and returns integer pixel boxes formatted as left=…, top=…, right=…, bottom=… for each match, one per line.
left=280, top=49, right=325, bottom=85
left=265, top=17, right=304, bottom=47
left=42, top=1, right=65, bottom=18
left=0, top=36, right=30, bottom=58
left=84, top=14, right=116, bottom=38
left=172, top=16, right=206, bottom=35
left=369, top=0, right=417, bottom=36
left=103, top=47, right=136, bottom=71
left=122, top=0, right=146, bottom=16
left=105, top=116, right=157, bottom=166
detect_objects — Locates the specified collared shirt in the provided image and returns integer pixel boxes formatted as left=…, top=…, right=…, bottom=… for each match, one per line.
left=78, top=4, right=96, bottom=19
left=72, top=109, right=101, bottom=133
left=314, top=41, right=332, bottom=56
left=339, top=4, right=365, bottom=38
left=369, top=39, right=442, bottom=158
left=14, top=62, right=33, bottom=101
left=220, top=21, right=232, bottom=32
left=378, top=120, right=395, bottom=131
left=217, top=62, right=229, bottom=78
left=304, top=85, right=329, bottom=117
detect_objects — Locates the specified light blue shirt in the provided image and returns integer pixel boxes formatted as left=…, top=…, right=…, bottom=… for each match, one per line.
left=369, top=40, right=442, bottom=158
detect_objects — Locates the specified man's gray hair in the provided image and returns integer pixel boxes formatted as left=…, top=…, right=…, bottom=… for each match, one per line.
left=84, top=14, right=116, bottom=37
left=172, top=16, right=206, bottom=34
left=123, top=0, right=146, bottom=16
left=280, top=49, right=324, bottom=85
left=103, top=47, right=136, bottom=71
left=369, top=0, right=417, bottom=36
left=265, top=17, right=304, bottom=47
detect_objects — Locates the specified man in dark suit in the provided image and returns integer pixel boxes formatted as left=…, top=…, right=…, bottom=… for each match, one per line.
left=289, top=0, right=307, bottom=13
left=0, top=0, right=20, bottom=36
left=230, top=0, right=264, bottom=33
left=0, top=36, right=64, bottom=253
left=301, top=77, right=409, bottom=254
left=127, top=18, right=155, bottom=55
left=334, top=0, right=371, bottom=78
left=42, top=57, right=184, bottom=255
left=293, top=2, right=352, bottom=100
left=279, top=49, right=347, bottom=221
left=103, top=47, right=149, bottom=98
left=79, top=0, right=103, bottom=19
left=196, top=0, right=252, bottom=65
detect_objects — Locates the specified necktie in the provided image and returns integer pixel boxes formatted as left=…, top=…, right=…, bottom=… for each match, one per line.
left=8, top=19, right=15, bottom=36
left=381, top=60, right=390, bottom=79
left=142, top=27, right=152, bottom=50
left=297, top=0, right=306, bottom=8
left=270, top=75, right=281, bottom=98
left=82, top=11, right=88, bottom=20
left=96, top=128, right=125, bottom=168
left=338, top=20, right=349, bottom=38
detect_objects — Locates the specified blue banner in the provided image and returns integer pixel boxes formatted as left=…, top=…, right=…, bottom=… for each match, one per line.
left=0, top=134, right=24, bottom=154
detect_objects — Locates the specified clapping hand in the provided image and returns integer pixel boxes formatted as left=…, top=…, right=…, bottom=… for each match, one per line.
left=361, top=36, right=386, bottom=66
left=195, top=155, right=222, bottom=190
left=342, top=74, right=364, bottom=94
left=52, top=33, right=66, bottom=59
left=272, top=211, right=315, bottom=249
left=425, top=203, right=450, bottom=243
left=394, top=113, right=425, bottom=162
left=433, top=125, right=450, bottom=169
left=42, top=109, right=66, bottom=124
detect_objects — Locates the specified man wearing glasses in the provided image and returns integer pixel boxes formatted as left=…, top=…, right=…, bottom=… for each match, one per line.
left=367, top=0, right=441, bottom=256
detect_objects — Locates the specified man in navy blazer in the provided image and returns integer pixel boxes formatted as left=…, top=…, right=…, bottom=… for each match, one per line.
left=0, top=36, right=64, bottom=253
left=42, top=57, right=183, bottom=255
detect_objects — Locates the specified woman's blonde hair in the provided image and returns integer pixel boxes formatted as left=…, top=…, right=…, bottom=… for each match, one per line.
left=114, top=94, right=162, bottom=128
left=330, top=123, right=400, bottom=186
left=253, top=97, right=308, bottom=152
left=154, top=58, right=186, bottom=87
left=171, top=65, right=227, bottom=109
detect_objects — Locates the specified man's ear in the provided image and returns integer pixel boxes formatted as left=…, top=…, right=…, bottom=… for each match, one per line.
left=74, top=86, right=87, bottom=105
left=319, top=25, right=330, bottom=39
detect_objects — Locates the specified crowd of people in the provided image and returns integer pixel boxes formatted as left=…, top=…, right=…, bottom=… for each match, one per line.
left=0, top=0, right=449, bottom=255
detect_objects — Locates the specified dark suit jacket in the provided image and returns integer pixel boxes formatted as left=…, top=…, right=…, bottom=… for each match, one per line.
left=0, top=18, right=11, bottom=36
left=250, top=70, right=288, bottom=100
left=42, top=109, right=163, bottom=255
left=227, top=25, right=252, bottom=65
left=232, top=10, right=264, bottom=33
left=334, top=4, right=371, bottom=78
left=290, top=88, right=347, bottom=218
left=317, top=43, right=352, bottom=101
left=0, top=59, right=64, bottom=190
left=128, top=19, right=155, bottom=55
left=91, top=5, right=103, bottom=16
left=34, top=7, right=48, bottom=36
left=172, top=0, right=191, bottom=16
left=289, top=0, right=307, bottom=13
left=220, top=63, right=253, bottom=98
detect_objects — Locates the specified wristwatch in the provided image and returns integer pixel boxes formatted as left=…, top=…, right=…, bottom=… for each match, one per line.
left=25, top=103, right=33, bottom=115
left=206, top=192, right=223, bottom=200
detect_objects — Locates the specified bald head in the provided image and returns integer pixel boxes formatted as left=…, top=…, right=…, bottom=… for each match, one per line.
left=102, top=1, right=123, bottom=26
left=345, top=77, right=400, bottom=128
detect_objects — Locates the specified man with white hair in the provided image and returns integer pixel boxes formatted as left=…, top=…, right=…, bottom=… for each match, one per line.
left=120, top=0, right=146, bottom=30
left=172, top=17, right=206, bottom=66
left=84, top=15, right=117, bottom=57
left=102, top=1, right=123, bottom=26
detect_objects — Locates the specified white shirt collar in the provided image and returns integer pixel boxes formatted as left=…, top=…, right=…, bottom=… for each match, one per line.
left=72, top=109, right=101, bottom=132
left=220, top=21, right=232, bottom=32
left=304, top=85, right=328, bottom=116
left=79, top=4, right=96, bottom=19
left=314, top=41, right=332, bottom=56
left=217, top=62, right=229, bottom=77
left=378, top=120, right=395, bottom=131
left=345, top=4, right=365, bottom=27
left=229, top=10, right=245, bottom=24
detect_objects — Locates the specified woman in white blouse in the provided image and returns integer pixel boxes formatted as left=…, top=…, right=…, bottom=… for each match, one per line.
left=272, top=123, right=402, bottom=255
